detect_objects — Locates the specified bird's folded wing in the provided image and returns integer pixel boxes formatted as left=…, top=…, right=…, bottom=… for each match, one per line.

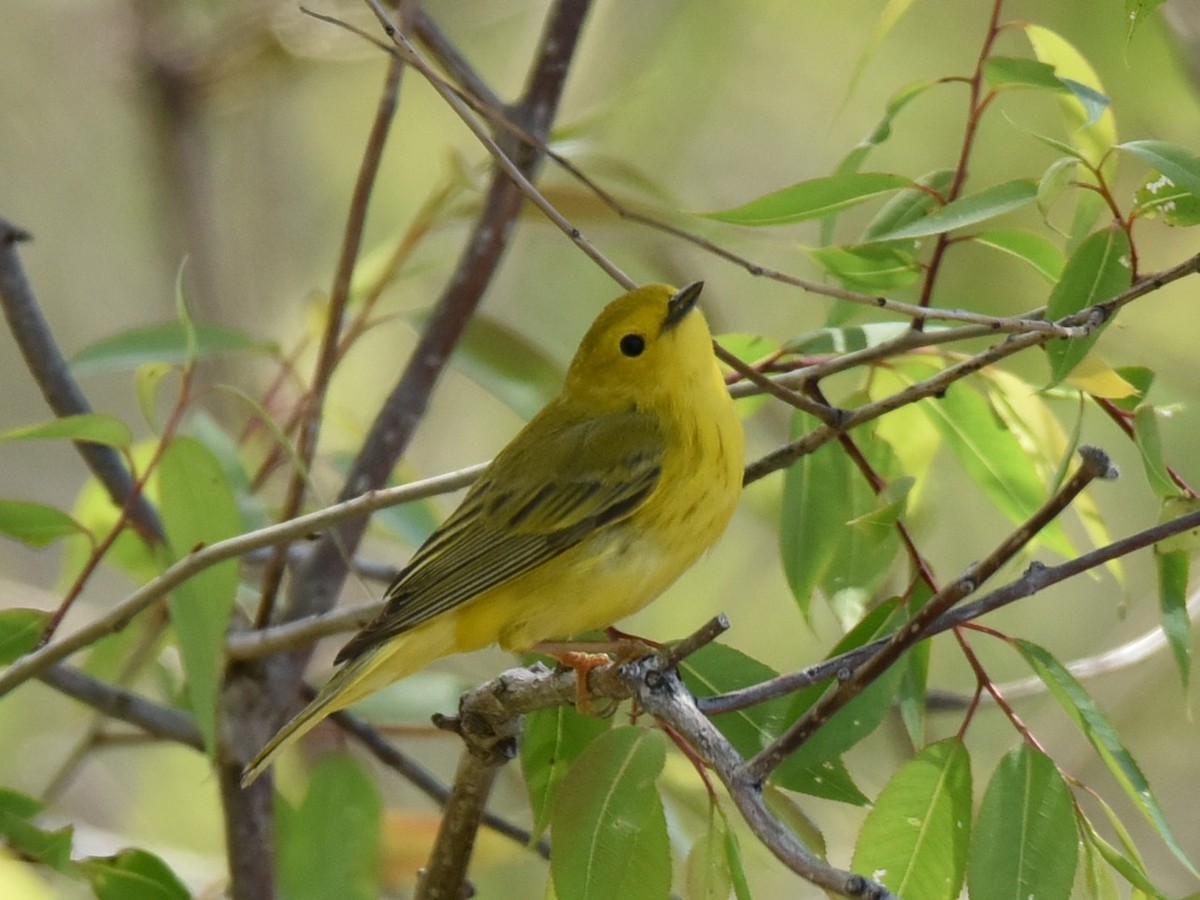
left=334, top=408, right=664, bottom=663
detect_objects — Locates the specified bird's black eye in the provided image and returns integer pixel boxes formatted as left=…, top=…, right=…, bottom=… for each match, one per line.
left=619, top=333, right=646, bottom=357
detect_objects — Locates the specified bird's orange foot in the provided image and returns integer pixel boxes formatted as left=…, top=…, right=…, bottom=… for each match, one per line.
left=532, top=639, right=662, bottom=714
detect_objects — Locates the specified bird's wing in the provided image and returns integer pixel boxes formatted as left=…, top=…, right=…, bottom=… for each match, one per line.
left=334, top=407, right=664, bottom=663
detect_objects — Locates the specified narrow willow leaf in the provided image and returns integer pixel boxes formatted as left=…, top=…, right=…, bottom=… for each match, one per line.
left=705, top=173, right=911, bottom=226
left=681, top=642, right=866, bottom=803
left=721, top=814, right=753, bottom=900
left=1015, top=640, right=1199, bottom=877
left=71, top=322, right=274, bottom=376
left=685, top=810, right=731, bottom=900
left=83, top=848, right=190, bottom=900
left=158, top=437, right=243, bottom=753
left=1078, top=826, right=1120, bottom=900
left=1045, top=226, right=1132, bottom=385
left=0, top=413, right=131, bottom=448
left=1154, top=548, right=1191, bottom=689
left=834, top=79, right=936, bottom=197
left=0, top=499, right=86, bottom=548
left=458, top=315, right=563, bottom=419
left=1037, top=156, right=1081, bottom=216
left=779, top=411, right=853, bottom=620
left=763, top=785, right=828, bottom=856
left=1132, top=406, right=1179, bottom=498
left=898, top=636, right=930, bottom=748
left=967, top=745, right=1078, bottom=900
left=551, top=727, right=670, bottom=900
left=1068, top=190, right=1108, bottom=253
left=522, top=705, right=612, bottom=839
left=135, top=362, right=173, bottom=433
left=863, top=169, right=955, bottom=240
left=911, top=370, right=1075, bottom=558
left=970, top=228, right=1066, bottom=281
left=0, top=609, right=51, bottom=665
left=1118, top=140, right=1200, bottom=198
left=1062, top=354, right=1138, bottom=400
left=868, top=179, right=1038, bottom=242
left=983, top=56, right=1067, bottom=92
left=1077, top=811, right=1163, bottom=897
left=1023, top=26, right=1117, bottom=165
left=852, top=738, right=972, bottom=900
left=807, top=244, right=921, bottom=290
left=0, top=789, right=74, bottom=872
left=277, top=757, right=382, bottom=900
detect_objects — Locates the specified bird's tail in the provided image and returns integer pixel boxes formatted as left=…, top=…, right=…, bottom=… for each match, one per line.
left=240, top=618, right=459, bottom=787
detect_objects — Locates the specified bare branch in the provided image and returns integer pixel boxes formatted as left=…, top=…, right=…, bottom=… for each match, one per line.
left=0, top=218, right=163, bottom=542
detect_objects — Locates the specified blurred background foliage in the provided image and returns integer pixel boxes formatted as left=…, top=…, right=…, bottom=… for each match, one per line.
left=2, top=0, right=1199, bottom=896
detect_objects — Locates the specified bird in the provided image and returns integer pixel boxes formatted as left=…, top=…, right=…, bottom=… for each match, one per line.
left=242, top=281, right=744, bottom=786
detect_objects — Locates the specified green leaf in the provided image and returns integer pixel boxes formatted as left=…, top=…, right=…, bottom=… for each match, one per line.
left=1111, top=366, right=1154, bottom=413
left=71, top=322, right=275, bottom=376
left=158, top=436, right=243, bottom=754
left=277, top=757, right=382, bottom=900
left=1015, top=640, right=1198, bottom=877
left=680, top=642, right=866, bottom=803
left=868, top=179, right=1038, bottom=242
left=522, top=705, right=611, bottom=840
left=722, top=815, right=752, bottom=900
left=686, top=810, right=732, bottom=900
left=0, top=499, right=86, bottom=548
left=551, top=727, right=670, bottom=900
left=1154, top=497, right=1200, bottom=555
left=1024, top=26, right=1117, bottom=165
left=807, top=244, right=921, bottom=290
left=457, top=314, right=563, bottom=419
left=134, top=363, right=174, bottom=433
left=852, top=738, right=972, bottom=900
left=0, top=609, right=51, bottom=664
left=1077, top=810, right=1164, bottom=898
left=1125, top=0, right=1167, bottom=37
left=834, top=80, right=936, bottom=193
left=983, top=56, right=1067, bottom=92
left=970, top=229, right=1066, bottom=282
left=1078, top=825, right=1120, bottom=900
left=910, top=369, right=1074, bottom=558
left=898, top=633, right=930, bottom=748
left=705, top=173, right=911, bottom=226
left=1132, top=406, right=1179, bottom=498
left=82, top=848, right=190, bottom=900
left=0, top=413, right=131, bottom=447
left=0, top=789, right=74, bottom=872
left=1135, top=173, right=1200, bottom=226
left=1045, top=226, right=1132, bottom=385
left=862, top=169, right=955, bottom=241
left=1118, top=140, right=1200, bottom=198
left=1154, top=548, right=1191, bottom=689
left=779, top=411, right=853, bottom=620
left=967, top=745, right=1078, bottom=900
left=1037, top=156, right=1081, bottom=216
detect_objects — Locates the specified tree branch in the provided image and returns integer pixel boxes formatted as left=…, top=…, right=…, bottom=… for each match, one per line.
left=0, top=218, right=164, bottom=542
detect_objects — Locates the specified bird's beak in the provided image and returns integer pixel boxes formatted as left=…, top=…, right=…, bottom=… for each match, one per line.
left=663, top=281, right=704, bottom=330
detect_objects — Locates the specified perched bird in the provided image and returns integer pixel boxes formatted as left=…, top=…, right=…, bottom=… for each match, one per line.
left=242, top=282, right=743, bottom=785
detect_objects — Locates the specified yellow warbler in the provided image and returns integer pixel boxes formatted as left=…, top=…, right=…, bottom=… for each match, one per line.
left=242, top=282, right=743, bottom=785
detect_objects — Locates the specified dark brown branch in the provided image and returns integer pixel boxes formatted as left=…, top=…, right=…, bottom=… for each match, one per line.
left=0, top=218, right=163, bottom=542
left=741, top=446, right=1115, bottom=783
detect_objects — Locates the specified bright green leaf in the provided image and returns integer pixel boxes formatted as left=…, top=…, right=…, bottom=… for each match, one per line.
left=863, top=169, right=955, bottom=241
left=0, top=413, right=131, bottom=447
left=522, top=705, right=612, bottom=840
left=868, top=179, right=1038, bottom=242
left=807, top=244, right=921, bottom=290
left=135, top=363, right=173, bottom=433
left=967, top=745, right=1078, bottom=900
left=551, top=727, right=670, bottom=900
left=970, top=229, right=1066, bottom=281
left=686, top=810, right=732, bottom=900
left=0, top=499, right=86, bottom=549
left=1045, top=226, right=1132, bottom=384
left=1111, top=366, right=1154, bottom=413
left=1077, top=811, right=1164, bottom=898
left=83, top=848, right=190, bottom=900
left=983, top=56, right=1067, bottom=92
left=1024, top=26, right=1117, bottom=165
left=681, top=642, right=866, bottom=803
left=277, top=757, right=382, bottom=900
left=71, top=322, right=275, bottom=377
left=0, top=609, right=51, bottom=664
left=910, top=370, right=1075, bottom=558
left=1078, top=824, right=1121, bottom=900
left=705, top=173, right=912, bottom=226
left=0, top=789, right=73, bottom=872
left=779, top=411, right=853, bottom=620
left=1119, top=140, right=1200, bottom=198
left=1015, top=640, right=1198, bottom=877
left=1154, top=548, right=1191, bottom=689
left=852, top=738, right=972, bottom=900
left=1132, top=406, right=1180, bottom=498
left=158, top=437, right=243, bottom=754
left=1135, top=173, right=1200, bottom=226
